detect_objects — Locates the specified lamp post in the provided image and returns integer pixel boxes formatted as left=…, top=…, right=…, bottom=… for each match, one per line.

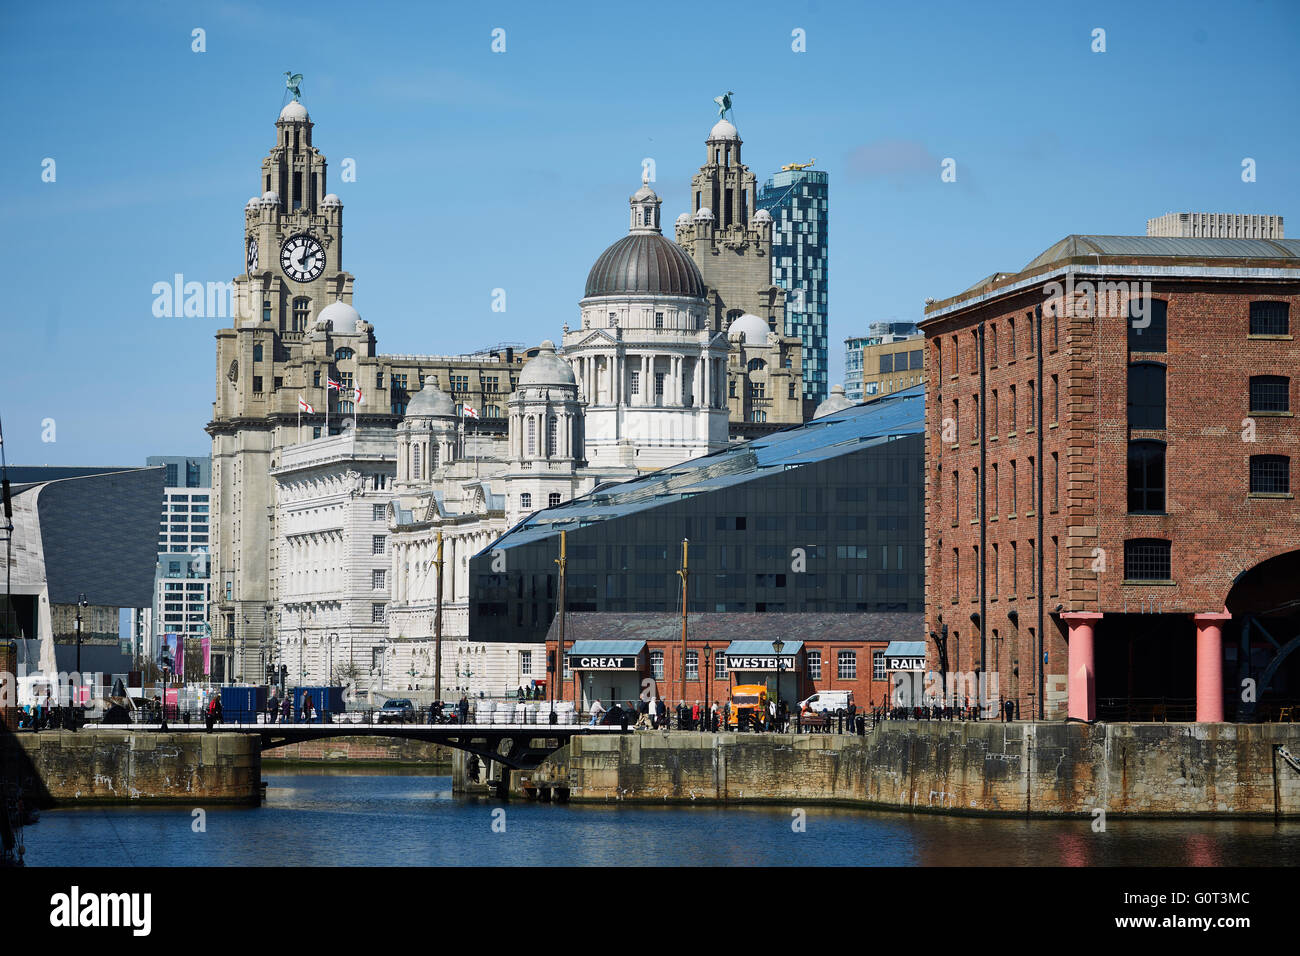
left=74, top=593, right=87, bottom=714
left=772, top=638, right=785, bottom=732
left=329, top=632, right=338, bottom=687
left=703, top=642, right=712, bottom=729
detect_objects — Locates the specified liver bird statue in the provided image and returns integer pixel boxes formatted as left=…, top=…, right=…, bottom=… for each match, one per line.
left=285, top=71, right=303, bottom=101
left=714, top=91, right=734, bottom=119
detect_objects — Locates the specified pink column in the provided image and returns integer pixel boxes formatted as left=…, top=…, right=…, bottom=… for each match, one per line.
left=1193, top=612, right=1231, bottom=723
left=1062, top=612, right=1102, bottom=722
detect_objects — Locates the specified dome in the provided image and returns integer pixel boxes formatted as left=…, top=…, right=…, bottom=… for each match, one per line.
left=693, top=207, right=714, bottom=222
left=675, top=213, right=690, bottom=225
left=813, top=385, right=856, bottom=419
left=405, top=383, right=457, bottom=419
left=316, top=300, right=359, bottom=327
left=279, top=101, right=309, bottom=122
left=260, top=190, right=280, bottom=207
left=632, top=184, right=658, bottom=202
left=708, top=119, right=739, bottom=141
left=321, top=193, right=342, bottom=207
left=518, top=340, right=577, bottom=387
left=727, top=313, right=771, bottom=344
left=753, top=208, right=772, bottom=223
left=585, top=233, right=707, bottom=299
left=246, top=196, right=261, bottom=210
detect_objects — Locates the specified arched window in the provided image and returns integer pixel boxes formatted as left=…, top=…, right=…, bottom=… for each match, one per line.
left=292, top=297, right=310, bottom=331
left=334, top=347, right=355, bottom=361
left=1127, top=298, right=1167, bottom=353
left=527, top=418, right=536, bottom=456
left=747, top=358, right=767, bottom=372
left=546, top=416, right=557, bottom=456
left=430, top=444, right=439, bottom=469
left=412, top=445, right=422, bottom=480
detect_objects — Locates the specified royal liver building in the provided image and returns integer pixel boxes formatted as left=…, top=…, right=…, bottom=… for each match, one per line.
left=211, top=91, right=807, bottom=695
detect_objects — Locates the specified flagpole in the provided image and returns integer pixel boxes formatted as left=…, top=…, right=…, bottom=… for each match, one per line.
left=325, top=384, right=329, bottom=435
left=298, top=404, right=302, bottom=444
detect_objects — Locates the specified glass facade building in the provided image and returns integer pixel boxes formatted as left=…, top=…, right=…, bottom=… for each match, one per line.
left=144, top=456, right=213, bottom=662
left=470, top=388, right=924, bottom=650
left=757, top=169, right=829, bottom=405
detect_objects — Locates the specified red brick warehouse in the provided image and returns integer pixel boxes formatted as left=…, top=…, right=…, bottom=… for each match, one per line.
left=920, top=234, right=1300, bottom=722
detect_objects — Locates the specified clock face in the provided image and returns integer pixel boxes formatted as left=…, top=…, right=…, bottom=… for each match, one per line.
left=246, top=237, right=259, bottom=273
left=280, top=234, right=325, bottom=283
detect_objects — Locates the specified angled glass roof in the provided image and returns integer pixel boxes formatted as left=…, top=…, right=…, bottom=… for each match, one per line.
left=490, top=387, right=924, bottom=552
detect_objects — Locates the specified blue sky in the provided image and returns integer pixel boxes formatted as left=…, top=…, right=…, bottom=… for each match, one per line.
left=2, top=0, right=1297, bottom=466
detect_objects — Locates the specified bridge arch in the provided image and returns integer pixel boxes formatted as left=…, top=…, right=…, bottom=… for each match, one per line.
left=1225, top=548, right=1300, bottom=718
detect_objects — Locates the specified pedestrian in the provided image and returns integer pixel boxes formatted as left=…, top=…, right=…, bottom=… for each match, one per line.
left=281, top=696, right=291, bottom=722
left=458, top=695, right=469, bottom=723
left=587, top=699, right=605, bottom=726
left=213, top=696, right=223, bottom=724
left=691, top=701, right=700, bottom=730
left=711, top=700, right=719, bottom=732
left=302, top=691, right=315, bottom=723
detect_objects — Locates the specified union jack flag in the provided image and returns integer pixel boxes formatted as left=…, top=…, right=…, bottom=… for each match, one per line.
left=327, top=379, right=342, bottom=391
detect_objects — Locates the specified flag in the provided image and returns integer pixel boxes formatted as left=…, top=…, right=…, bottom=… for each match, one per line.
left=328, top=379, right=342, bottom=391
left=353, top=386, right=364, bottom=404
left=298, top=397, right=315, bottom=413
left=460, top=404, right=479, bottom=419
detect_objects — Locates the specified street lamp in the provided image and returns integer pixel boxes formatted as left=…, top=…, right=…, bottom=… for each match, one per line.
left=772, top=638, right=785, bottom=732
left=328, top=632, right=338, bottom=687
left=703, top=642, right=712, bottom=729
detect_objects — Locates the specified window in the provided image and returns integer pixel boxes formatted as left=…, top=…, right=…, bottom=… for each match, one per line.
left=1008, top=385, right=1016, bottom=430
left=685, top=651, right=698, bottom=680
left=372, top=569, right=386, bottom=590
left=412, top=444, right=422, bottom=479
left=951, top=471, right=959, bottom=523
left=972, top=394, right=980, bottom=439
left=991, top=463, right=999, bottom=514
left=651, top=650, right=664, bottom=680
left=1051, top=452, right=1060, bottom=511
left=520, top=493, right=532, bottom=510
left=546, top=416, right=557, bottom=456
left=372, top=535, right=385, bottom=555
left=1250, top=301, right=1289, bottom=336
left=837, top=650, right=857, bottom=680
left=747, top=358, right=767, bottom=372
left=989, top=324, right=998, bottom=363
left=654, top=312, right=664, bottom=329
left=873, top=651, right=886, bottom=681
left=373, top=504, right=386, bottom=520
left=1250, top=455, right=1290, bottom=494
left=1027, top=309, right=1035, bottom=351
left=527, top=418, right=536, bottom=456
left=449, top=375, right=469, bottom=392
left=1127, top=441, right=1166, bottom=513
left=1007, top=316, right=1016, bottom=359
left=1027, top=380, right=1035, bottom=428
left=1128, top=298, right=1167, bottom=353
left=951, top=335, right=959, bottom=373
left=376, top=371, right=384, bottom=388
left=714, top=650, right=726, bottom=680
left=520, top=651, right=532, bottom=675
left=630, top=370, right=640, bottom=395
left=1052, top=536, right=1060, bottom=594
left=654, top=372, right=664, bottom=397
left=1010, top=460, right=1018, bottom=512
left=253, top=344, right=263, bottom=362
left=990, top=390, right=999, bottom=434
left=951, top=397, right=959, bottom=442
left=292, top=297, right=309, bottom=331
left=334, top=348, right=354, bottom=361
left=263, top=299, right=272, bottom=323
left=1010, top=541, right=1018, bottom=594
left=1125, top=539, right=1171, bottom=580
left=952, top=548, right=960, bottom=602
left=991, top=543, right=999, bottom=594
left=1128, top=363, right=1166, bottom=429
left=252, top=376, right=263, bottom=392
left=788, top=382, right=795, bottom=399
left=1249, top=375, right=1290, bottom=413
left=548, top=492, right=561, bottom=508
left=807, top=650, right=822, bottom=680
left=372, top=604, right=386, bottom=623
left=880, top=353, right=894, bottom=374
left=1051, top=374, right=1059, bottom=424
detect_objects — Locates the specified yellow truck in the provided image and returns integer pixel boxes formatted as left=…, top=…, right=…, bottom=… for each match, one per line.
left=728, top=684, right=769, bottom=730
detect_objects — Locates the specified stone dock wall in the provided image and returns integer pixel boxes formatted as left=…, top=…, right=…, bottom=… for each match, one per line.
left=262, top=736, right=453, bottom=766
left=0, top=730, right=261, bottom=806
left=520, top=721, right=1300, bottom=818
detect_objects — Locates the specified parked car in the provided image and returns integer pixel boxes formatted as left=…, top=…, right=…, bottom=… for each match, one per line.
left=376, top=698, right=417, bottom=724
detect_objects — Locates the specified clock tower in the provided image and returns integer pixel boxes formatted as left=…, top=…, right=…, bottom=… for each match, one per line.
left=236, top=98, right=353, bottom=332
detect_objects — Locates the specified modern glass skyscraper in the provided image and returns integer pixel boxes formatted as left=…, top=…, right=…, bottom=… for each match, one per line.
left=757, top=168, right=829, bottom=404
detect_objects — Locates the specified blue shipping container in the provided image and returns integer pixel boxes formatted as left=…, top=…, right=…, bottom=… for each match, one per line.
left=291, top=686, right=344, bottom=723
left=219, top=685, right=268, bottom=724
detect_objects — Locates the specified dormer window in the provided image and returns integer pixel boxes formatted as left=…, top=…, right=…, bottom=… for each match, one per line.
left=334, top=347, right=354, bottom=361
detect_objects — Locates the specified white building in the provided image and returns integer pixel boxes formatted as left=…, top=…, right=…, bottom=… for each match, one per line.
left=271, top=428, right=395, bottom=692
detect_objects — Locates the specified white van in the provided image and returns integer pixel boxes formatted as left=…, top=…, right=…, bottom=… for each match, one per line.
left=799, top=690, right=855, bottom=713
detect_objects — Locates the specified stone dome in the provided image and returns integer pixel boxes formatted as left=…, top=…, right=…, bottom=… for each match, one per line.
left=675, top=212, right=690, bottom=225
left=727, top=313, right=771, bottom=344
left=813, top=384, right=856, bottom=419
left=518, top=340, right=577, bottom=387
left=632, top=183, right=658, bottom=202
left=753, top=208, right=772, bottom=223
left=321, top=193, right=342, bottom=207
left=279, top=101, right=309, bottom=122
left=246, top=196, right=261, bottom=210
left=259, top=190, right=280, bottom=207
left=693, top=207, right=714, bottom=222
left=585, top=233, right=707, bottom=299
left=405, top=382, right=457, bottom=419
left=316, top=300, right=359, bottom=328
left=708, top=119, right=739, bottom=141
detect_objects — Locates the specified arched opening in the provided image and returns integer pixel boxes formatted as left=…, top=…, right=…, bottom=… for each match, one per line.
left=1225, top=548, right=1300, bottom=720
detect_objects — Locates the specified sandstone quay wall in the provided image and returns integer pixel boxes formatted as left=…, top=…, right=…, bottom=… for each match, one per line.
left=262, top=736, right=453, bottom=765
left=538, top=722, right=1300, bottom=818
left=1, top=730, right=261, bottom=806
